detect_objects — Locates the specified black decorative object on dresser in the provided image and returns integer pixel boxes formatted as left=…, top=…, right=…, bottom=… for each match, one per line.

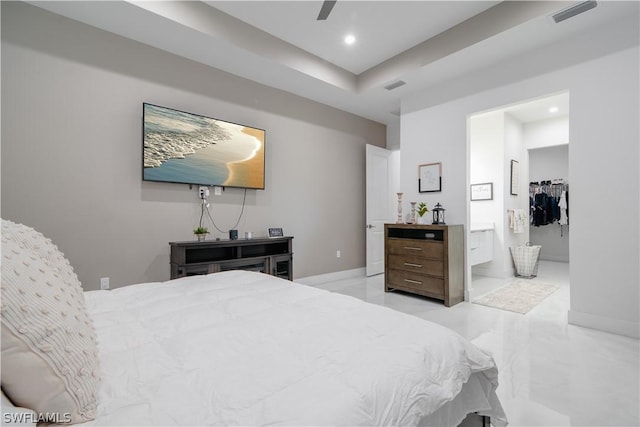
left=170, top=236, right=293, bottom=280
left=384, top=224, right=464, bottom=307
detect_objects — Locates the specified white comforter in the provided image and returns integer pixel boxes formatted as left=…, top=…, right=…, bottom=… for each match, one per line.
left=84, top=270, right=506, bottom=426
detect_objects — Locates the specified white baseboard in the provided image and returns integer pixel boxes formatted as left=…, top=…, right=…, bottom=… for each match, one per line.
left=568, top=309, right=639, bottom=339
left=539, top=255, right=570, bottom=263
left=471, top=266, right=512, bottom=279
left=296, top=268, right=366, bottom=286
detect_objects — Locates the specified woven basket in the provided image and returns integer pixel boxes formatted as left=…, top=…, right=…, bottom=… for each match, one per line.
left=510, top=244, right=542, bottom=278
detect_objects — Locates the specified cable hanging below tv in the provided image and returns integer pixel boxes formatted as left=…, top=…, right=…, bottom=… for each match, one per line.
left=142, top=103, right=265, bottom=190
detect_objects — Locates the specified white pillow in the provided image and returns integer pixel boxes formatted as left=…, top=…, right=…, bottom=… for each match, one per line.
left=2, top=389, right=37, bottom=427
left=1, top=219, right=99, bottom=424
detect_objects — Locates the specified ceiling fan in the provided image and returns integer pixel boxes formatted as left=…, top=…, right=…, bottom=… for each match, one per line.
left=317, top=0, right=337, bottom=20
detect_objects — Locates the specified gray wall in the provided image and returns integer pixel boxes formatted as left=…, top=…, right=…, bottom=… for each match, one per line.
left=1, top=2, right=386, bottom=290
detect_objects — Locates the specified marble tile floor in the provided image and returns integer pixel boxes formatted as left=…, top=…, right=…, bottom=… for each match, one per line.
left=312, top=261, right=640, bottom=426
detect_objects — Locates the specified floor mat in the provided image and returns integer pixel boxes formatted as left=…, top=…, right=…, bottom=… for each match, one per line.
left=472, top=280, right=559, bottom=314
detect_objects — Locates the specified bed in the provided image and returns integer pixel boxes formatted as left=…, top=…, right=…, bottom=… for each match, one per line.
left=1, top=219, right=507, bottom=426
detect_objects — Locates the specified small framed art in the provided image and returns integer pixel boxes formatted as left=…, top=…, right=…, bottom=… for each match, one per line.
left=471, top=183, right=493, bottom=201
left=418, top=162, right=442, bottom=193
left=268, top=227, right=284, bottom=238
left=510, top=160, right=519, bottom=195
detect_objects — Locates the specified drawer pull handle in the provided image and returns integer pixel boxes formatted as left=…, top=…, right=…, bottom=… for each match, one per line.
left=404, top=246, right=423, bottom=251
left=404, top=279, right=423, bottom=285
left=404, top=262, right=423, bottom=268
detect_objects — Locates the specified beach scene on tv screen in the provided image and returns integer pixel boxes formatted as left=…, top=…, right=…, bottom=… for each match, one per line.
left=143, top=104, right=265, bottom=188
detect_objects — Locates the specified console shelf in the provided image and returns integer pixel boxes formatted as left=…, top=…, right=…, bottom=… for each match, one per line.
left=170, top=237, right=293, bottom=280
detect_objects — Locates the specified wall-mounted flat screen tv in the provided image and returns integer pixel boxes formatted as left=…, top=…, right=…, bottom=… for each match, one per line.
left=143, top=103, right=265, bottom=190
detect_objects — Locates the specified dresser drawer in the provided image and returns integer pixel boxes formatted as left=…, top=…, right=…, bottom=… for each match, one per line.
left=388, top=254, right=444, bottom=277
left=387, top=239, right=443, bottom=259
left=387, top=270, right=444, bottom=296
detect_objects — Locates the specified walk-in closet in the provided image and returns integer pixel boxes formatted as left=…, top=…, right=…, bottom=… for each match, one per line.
left=528, top=147, right=569, bottom=263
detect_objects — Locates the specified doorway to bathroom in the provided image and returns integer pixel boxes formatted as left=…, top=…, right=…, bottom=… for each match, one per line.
left=468, top=91, right=570, bottom=302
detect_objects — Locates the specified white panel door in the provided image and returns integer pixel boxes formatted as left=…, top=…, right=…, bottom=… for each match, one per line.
left=366, top=144, right=393, bottom=276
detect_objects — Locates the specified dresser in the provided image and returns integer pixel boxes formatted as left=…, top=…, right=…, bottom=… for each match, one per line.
left=384, top=224, right=464, bottom=307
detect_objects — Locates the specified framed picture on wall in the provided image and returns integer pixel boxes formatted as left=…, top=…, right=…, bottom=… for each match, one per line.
left=418, top=162, right=442, bottom=193
left=510, top=160, right=519, bottom=195
left=471, top=183, right=493, bottom=201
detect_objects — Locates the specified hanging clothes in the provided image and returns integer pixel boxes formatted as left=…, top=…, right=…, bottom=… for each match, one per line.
left=558, top=190, right=568, bottom=225
left=533, top=191, right=549, bottom=226
left=529, top=180, right=569, bottom=235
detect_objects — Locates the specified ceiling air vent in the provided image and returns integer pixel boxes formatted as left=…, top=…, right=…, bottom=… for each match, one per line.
left=552, top=1, right=597, bottom=23
left=384, top=80, right=406, bottom=91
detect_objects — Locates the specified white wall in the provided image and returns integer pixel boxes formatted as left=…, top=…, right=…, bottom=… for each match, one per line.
left=525, top=117, right=569, bottom=149
left=400, top=101, right=467, bottom=226
left=401, top=46, right=639, bottom=338
left=567, top=47, right=639, bottom=338
left=468, top=111, right=529, bottom=279
left=470, top=112, right=504, bottom=225
left=469, top=111, right=505, bottom=277
left=0, top=2, right=386, bottom=289
left=503, top=113, right=530, bottom=265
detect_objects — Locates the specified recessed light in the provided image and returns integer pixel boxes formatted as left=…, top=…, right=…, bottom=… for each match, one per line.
left=549, top=106, right=559, bottom=113
left=344, top=34, right=356, bottom=45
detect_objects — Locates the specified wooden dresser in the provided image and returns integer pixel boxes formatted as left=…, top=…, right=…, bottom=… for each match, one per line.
left=384, top=224, right=464, bottom=307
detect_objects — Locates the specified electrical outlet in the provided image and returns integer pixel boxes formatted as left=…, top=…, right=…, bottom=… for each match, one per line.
left=198, top=186, right=209, bottom=199
left=100, top=277, right=110, bottom=290
left=336, top=250, right=341, bottom=258
left=214, top=186, right=223, bottom=196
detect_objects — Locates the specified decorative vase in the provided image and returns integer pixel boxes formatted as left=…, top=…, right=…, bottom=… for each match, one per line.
left=396, top=193, right=404, bottom=223
left=409, top=201, right=417, bottom=224
left=417, top=215, right=425, bottom=225
left=196, top=234, right=207, bottom=242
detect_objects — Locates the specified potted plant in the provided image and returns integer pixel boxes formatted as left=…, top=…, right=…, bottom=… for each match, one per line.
left=417, top=202, right=429, bottom=224
left=193, top=226, right=209, bottom=241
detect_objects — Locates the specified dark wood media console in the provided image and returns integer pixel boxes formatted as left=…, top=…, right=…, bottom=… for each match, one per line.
left=170, top=236, right=293, bottom=280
